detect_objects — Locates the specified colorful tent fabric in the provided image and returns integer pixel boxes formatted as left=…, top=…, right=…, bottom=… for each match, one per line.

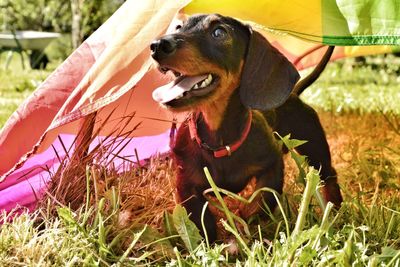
left=1, top=0, right=399, bottom=212
left=186, top=0, right=400, bottom=45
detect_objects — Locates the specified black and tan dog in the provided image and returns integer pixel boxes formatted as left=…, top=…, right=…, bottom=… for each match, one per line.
left=151, top=14, right=342, bottom=242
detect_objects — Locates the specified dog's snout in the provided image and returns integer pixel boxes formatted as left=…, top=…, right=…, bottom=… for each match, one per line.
left=150, top=36, right=178, bottom=60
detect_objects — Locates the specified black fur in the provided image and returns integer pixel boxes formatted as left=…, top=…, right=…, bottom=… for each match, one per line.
left=151, top=14, right=342, bottom=242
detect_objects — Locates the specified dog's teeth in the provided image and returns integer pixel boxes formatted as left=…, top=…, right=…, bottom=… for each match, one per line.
left=192, top=75, right=213, bottom=90
left=203, top=74, right=213, bottom=86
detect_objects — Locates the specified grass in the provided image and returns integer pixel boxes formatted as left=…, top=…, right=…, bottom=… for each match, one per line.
left=0, top=56, right=60, bottom=127
left=0, top=54, right=400, bottom=265
left=0, top=65, right=50, bottom=127
left=0, top=34, right=70, bottom=127
left=302, top=55, right=400, bottom=115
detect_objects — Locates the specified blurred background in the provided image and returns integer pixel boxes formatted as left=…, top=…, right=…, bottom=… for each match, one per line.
left=0, top=0, right=126, bottom=126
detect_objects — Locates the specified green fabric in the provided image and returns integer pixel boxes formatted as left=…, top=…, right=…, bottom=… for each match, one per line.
left=322, top=0, right=400, bottom=45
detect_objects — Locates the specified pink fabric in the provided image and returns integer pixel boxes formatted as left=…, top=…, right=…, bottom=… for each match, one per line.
left=0, top=132, right=171, bottom=212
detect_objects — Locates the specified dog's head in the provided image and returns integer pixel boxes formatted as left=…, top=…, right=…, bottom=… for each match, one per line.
left=151, top=14, right=299, bottom=111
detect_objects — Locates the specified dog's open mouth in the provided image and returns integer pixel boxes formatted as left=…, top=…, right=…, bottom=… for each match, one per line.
left=152, top=69, right=219, bottom=105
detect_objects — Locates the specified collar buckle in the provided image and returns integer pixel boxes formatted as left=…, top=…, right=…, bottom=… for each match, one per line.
left=225, top=146, right=232, bottom=156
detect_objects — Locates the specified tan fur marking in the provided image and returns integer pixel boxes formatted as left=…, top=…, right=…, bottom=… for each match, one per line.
left=160, top=42, right=243, bottom=131
left=199, top=61, right=243, bottom=130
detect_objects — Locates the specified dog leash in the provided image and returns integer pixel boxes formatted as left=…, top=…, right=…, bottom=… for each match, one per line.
left=189, top=111, right=253, bottom=158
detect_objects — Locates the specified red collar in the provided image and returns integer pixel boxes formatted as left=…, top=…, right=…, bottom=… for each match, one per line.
left=188, top=111, right=253, bottom=158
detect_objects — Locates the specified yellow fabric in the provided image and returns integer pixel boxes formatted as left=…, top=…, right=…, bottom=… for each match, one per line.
left=184, top=0, right=323, bottom=42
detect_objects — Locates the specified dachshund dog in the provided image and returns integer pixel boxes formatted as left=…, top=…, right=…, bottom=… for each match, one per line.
left=151, top=14, right=343, bottom=242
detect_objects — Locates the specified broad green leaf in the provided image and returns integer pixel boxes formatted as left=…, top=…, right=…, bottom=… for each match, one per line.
left=164, top=210, right=178, bottom=237
left=276, top=133, right=308, bottom=184
left=279, top=134, right=308, bottom=150
left=172, top=205, right=202, bottom=252
left=57, top=207, right=77, bottom=225
left=376, top=246, right=400, bottom=259
left=140, top=224, right=175, bottom=257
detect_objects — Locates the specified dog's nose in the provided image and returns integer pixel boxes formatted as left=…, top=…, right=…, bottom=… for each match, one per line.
left=150, top=36, right=177, bottom=60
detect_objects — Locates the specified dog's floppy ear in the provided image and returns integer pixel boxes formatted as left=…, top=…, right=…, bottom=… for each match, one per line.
left=239, top=28, right=300, bottom=110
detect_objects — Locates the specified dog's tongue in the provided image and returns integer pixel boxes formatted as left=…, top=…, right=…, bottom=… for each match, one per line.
left=152, top=74, right=208, bottom=103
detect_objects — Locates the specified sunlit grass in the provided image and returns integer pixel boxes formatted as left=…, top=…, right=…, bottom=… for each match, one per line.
left=302, top=55, right=400, bottom=115
left=0, top=56, right=57, bottom=127
left=1, top=120, right=399, bottom=265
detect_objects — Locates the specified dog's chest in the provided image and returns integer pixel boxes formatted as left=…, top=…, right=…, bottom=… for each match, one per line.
left=173, top=122, right=281, bottom=193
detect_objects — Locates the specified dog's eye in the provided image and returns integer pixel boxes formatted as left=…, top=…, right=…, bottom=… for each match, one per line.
left=212, top=27, right=227, bottom=39
left=175, top=25, right=182, bottom=31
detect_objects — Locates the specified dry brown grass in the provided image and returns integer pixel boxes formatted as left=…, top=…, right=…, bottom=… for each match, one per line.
left=41, top=110, right=400, bottom=236
left=41, top=113, right=177, bottom=232
left=283, top=111, right=400, bottom=206
left=322, top=112, right=400, bottom=200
